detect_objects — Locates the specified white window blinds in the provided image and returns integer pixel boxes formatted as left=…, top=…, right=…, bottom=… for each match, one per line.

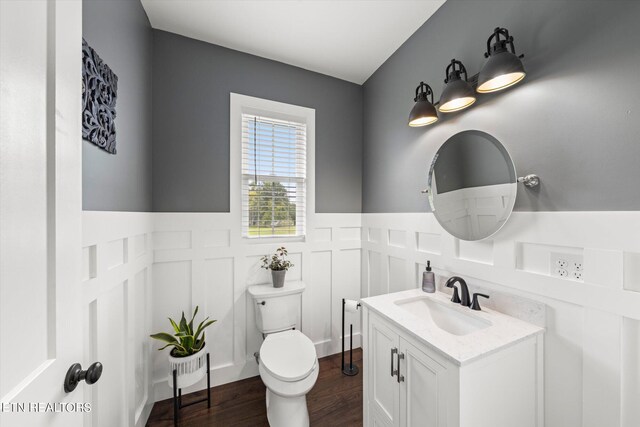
left=241, top=113, right=306, bottom=238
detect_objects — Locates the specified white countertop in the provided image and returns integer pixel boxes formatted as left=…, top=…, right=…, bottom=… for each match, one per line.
left=361, top=289, right=544, bottom=366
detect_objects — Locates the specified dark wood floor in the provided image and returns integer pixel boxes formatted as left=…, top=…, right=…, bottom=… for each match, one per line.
left=147, top=348, right=363, bottom=427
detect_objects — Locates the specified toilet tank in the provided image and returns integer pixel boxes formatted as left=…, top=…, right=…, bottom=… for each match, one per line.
left=247, top=282, right=305, bottom=334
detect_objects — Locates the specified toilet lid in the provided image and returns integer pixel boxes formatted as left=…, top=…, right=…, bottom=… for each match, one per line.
left=260, top=330, right=317, bottom=382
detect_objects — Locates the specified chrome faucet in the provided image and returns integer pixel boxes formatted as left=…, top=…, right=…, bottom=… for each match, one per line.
left=445, top=276, right=471, bottom=307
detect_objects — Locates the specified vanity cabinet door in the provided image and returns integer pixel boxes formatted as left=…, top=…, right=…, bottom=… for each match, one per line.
left=399, top=338, right=448, bottom=427
left=369, top=314, right=401, bottom=427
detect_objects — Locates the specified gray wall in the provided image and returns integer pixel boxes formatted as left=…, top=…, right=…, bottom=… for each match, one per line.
left=152, top=30, right=363, bottom=213
left=83, top=0, right=153, bottom=211
left=363, top=0, right=640, bottom=212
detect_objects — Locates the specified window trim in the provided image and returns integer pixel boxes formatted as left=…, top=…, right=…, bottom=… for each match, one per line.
left=230, top=93, right=315, bottom=245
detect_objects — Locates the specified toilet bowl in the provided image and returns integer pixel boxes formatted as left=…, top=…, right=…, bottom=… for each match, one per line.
left=247, top=282, right=318, bottom=427
left=259, top=329, right=318, bottom=427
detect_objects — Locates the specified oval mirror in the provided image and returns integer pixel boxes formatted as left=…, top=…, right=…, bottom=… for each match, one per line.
left=428, top=130, right=517, bottom=241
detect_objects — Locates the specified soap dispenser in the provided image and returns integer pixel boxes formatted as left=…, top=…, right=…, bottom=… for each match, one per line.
left=422, top=261, right=436, bottom=293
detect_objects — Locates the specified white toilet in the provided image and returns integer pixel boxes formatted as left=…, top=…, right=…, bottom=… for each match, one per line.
left=247, top=281, right=318, bottom=427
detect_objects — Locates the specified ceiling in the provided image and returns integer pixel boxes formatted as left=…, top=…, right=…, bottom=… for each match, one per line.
left=140, top=0, right=446, bottom=84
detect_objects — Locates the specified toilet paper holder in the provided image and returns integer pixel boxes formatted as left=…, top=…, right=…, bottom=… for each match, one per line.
left=342, top=298, right=361, bottom=376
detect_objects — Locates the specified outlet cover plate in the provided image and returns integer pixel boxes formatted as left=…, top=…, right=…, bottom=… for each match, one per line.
left=550, top=252, right=584, bottom=282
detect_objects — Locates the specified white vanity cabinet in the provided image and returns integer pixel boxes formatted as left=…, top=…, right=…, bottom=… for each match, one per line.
left=367, top=312, right=450, bottom=427
left=362, top=297, right=543, bottom=427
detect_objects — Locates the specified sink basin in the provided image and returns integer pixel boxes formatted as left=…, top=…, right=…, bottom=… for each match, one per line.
left=362, top=289, right=544, bottom=364
left=394, top=296, right=491, bottom=336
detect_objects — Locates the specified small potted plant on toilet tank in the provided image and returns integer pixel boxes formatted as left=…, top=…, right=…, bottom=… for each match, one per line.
left=150, top=306, right=216, bottom=389
left=261, top=246, right=293, bottom=288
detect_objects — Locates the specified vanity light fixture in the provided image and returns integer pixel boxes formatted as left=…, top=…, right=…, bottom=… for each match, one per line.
left=408, top=82, right=438, bottom=127
left=438, top=59, right=476, bottom=113
left=408, top=27, right=527, bottom=127
left=477, top=27, right=526, bottom=93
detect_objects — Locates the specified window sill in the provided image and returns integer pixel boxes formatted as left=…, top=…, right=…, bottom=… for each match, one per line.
left=241, top=235, right=306, bottom=245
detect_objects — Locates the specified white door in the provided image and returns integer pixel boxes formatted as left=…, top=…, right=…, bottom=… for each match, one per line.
left=399, top=338, right=448, bottom=427
left=369, top=315, right=400, bottom=426
left=1, top=1, right=86, bottom=426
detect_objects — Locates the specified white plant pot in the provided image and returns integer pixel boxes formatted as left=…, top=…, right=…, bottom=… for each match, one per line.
left=167, top=343, right=208, bottom=389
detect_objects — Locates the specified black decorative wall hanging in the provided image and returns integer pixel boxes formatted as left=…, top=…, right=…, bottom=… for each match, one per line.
left=82, top=38, right=118, bottom=154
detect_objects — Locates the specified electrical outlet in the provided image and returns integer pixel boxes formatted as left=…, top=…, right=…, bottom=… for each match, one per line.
left=550, top=252, right=584, bottom=281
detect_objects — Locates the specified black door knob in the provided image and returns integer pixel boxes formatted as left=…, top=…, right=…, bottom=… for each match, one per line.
left=64, top=362, right=103, bottom=393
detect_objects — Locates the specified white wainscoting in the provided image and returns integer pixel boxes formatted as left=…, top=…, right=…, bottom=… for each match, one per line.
left=83, top=210, right=640, bottom=427
left=83, top=211, right=362, bottom=422
left=362, top=212, right=640, bottom=427
left=82, top=212, right=154, bottom=427
left=151, top=212, right=362, bottom=401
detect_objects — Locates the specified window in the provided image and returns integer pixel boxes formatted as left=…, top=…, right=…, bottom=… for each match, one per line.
left=241, top=113, right=307, bottom=238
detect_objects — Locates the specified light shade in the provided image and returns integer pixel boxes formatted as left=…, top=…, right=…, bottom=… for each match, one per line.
left=439, top=59, right=476, bottom=113
left=409, top=101, right=438, bottom=126
left=408, top=82, right=438, bottom=127
left=477, top=27, right=526, bottom=93
left=477, top=51, right=526, bottom=93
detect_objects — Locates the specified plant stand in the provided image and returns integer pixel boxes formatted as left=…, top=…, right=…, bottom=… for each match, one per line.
left=172, top=352, right=211, bottom=426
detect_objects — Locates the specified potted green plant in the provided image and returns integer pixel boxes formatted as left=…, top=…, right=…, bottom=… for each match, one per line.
left=150, top=306, right=216, bottom=388
left=261, top=246, right=294, bottom=288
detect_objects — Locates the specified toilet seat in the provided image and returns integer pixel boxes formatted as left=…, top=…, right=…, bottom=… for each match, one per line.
left=260, top=330, right=317, bottom=382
